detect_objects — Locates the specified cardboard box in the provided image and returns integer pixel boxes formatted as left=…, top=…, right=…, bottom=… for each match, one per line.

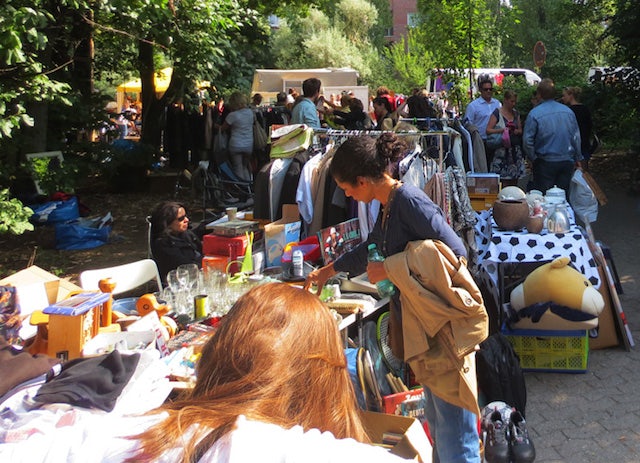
left=466, top=173, right=500, bottom=194
left=589, top=265, right=620, bottom=349
left=0, top=265, right=82, bottom=340
left=360, top=410, right=432, bottom=462
left=264, top=204, right=301, bottom=266
left=0, top=265, right=81, bottom=305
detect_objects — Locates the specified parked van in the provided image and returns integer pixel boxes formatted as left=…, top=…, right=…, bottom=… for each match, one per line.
left=428, top=68, right=541, bottom=94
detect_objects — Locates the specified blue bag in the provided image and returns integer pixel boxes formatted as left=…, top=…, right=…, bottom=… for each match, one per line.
left=30, top=196, right=80, bottom=224
left=55, top=215, right=111, bottom=250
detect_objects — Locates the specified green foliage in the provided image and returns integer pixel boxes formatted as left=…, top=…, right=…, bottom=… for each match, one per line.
left=0, top=3, right=71, bottom=140
left=0, top=189, right=34, bottom=235
left=417, top=0, right=492, bottom=70
left=502, top=0, right=614, bottom=82
left=379, top=29, right=434, bottom=94
left=271, top=1, right=379, bottom=82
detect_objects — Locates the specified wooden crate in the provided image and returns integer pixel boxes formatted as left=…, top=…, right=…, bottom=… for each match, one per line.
left=468, top=192, right=498, bottom=211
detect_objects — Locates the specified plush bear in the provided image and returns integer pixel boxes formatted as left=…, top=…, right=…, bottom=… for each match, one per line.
left=508, top=257, right=605, bottom=330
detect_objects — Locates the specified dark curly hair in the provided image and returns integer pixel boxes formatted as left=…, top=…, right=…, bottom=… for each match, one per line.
left=329, top=133, right=407, bottom=185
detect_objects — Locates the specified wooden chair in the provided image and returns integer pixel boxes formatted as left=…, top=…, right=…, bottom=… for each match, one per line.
left=79, top=259, right=162, bottom=296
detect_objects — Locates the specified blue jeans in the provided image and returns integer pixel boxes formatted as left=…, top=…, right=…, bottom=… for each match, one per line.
left=423, top=387, right=480, bottom=463
left=532, top=158, right=574, bottom=194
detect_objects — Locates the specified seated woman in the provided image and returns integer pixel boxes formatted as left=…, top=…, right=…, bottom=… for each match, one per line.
left=150, top=201, right=202, bottom=285
left=0, top=283, right=411, bottom=462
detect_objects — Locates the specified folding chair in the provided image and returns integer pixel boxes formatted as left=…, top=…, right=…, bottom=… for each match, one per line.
left=79, top=259, right=162, bottom=296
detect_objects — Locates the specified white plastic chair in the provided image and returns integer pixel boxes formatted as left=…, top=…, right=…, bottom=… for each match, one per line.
left=79, top=259, right=162, bottom=295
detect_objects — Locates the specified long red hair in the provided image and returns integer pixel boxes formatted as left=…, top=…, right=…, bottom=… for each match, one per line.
left=128, top=283, right=367, bottom=462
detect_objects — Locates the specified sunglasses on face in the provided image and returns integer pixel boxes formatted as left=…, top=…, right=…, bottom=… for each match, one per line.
left=482, top=87, right=494, bottom=92
left=175, top=215, right=187, bottom=222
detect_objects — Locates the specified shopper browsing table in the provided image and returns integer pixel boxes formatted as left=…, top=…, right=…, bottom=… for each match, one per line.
left=304, top=134, right=487, bottom=463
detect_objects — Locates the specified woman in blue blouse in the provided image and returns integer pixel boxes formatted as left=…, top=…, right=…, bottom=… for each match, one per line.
left=304, top=133, right=480, bottom=463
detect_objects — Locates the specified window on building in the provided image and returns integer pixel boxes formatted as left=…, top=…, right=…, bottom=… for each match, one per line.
left=407, top=13, right=419, bottom=28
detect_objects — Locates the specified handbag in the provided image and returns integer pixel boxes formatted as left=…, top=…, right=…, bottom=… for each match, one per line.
left=486, top=109, right=506, bottom=150
left=212, top=129, right=229, bottom=165
left=252, top=115, right=268, bottom=152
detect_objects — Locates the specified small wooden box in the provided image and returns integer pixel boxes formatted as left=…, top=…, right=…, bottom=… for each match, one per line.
left=43, top=292, right=111, bottom=360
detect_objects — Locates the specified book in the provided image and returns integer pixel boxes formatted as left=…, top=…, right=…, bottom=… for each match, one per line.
left=317, top=218, right=362, bottom=265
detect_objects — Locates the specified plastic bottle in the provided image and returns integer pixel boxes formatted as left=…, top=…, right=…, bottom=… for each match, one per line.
left=367, top=243, right=396, bottom=298
left=292, top=249, right=304, bottom=277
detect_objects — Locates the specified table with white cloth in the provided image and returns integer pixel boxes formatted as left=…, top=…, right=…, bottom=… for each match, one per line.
left=474, top=209, right=600, bottom=330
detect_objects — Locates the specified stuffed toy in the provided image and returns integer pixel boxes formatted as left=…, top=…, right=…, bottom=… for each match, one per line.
left=508, top=257, right=604, bottom=330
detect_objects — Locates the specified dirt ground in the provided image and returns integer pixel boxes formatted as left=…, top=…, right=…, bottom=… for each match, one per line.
left=0, top=150, right=636, bottom=286
left=0, top=174, right=206, bottom=284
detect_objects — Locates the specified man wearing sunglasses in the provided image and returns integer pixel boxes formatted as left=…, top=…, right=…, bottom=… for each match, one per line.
left=464, top=79, right=502, bottom=164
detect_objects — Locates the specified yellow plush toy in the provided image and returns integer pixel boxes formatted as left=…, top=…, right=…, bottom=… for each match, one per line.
left=509, top=257, right=604, bottom=330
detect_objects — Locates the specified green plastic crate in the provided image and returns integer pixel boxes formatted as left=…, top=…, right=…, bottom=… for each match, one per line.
left=502, top=326, right=589, bottom=373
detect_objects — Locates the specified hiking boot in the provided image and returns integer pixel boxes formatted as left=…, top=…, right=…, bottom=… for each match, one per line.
left=509, top=410, right=536, bottom=463
left=484, top=411, right=510, bottom=463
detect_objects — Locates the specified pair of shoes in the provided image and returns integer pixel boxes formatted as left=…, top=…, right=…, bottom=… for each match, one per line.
left=509, top=410, right=536, bottom=463
left=483, top=405, right=536, bottom=463
left=484, top=410, right=510, bottom=463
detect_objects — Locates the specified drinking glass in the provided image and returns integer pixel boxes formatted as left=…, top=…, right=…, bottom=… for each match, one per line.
left=176, top=266, right=190, bottom=290
left=167, top=270, right=181, bottom=293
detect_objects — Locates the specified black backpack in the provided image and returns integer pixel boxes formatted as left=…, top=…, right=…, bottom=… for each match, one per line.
left=476, top=333, right=527, bottom=416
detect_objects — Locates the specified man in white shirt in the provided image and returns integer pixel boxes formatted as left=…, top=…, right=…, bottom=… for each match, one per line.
left=464, top=79, right=501, bottom=163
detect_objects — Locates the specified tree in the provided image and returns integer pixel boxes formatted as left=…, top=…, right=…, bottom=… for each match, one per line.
left=0, top=3, right=68, bottom=143
left=379, top=28, right=435, bottom=94
left=501, top=0, right=614, bottom=83
left=271, top=0, right=379, bottom=80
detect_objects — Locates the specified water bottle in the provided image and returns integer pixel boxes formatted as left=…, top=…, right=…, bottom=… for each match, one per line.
left=367, top=243, right=396, bottom=298
left=292, top=249, right=304, bottom=278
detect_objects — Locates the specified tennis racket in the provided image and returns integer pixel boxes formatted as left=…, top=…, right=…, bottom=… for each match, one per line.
left=376, top=311, right=405, bottom=378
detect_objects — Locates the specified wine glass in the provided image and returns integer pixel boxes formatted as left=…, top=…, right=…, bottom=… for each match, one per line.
left=167, top=270, right=181, bottom=294
left=176, top=266, right=190, bottom=290
left=178, top=263, right=200, bottom=292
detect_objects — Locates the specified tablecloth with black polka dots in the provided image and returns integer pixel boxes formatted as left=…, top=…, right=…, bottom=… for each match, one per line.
left=474, top=210, right=600, bottom=303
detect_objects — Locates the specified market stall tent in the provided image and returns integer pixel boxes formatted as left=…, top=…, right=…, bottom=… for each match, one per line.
left=115, top=67, right=173, bottom=112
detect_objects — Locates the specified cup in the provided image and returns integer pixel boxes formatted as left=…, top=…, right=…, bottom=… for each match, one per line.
left=226, top=207, right=238, bottom=221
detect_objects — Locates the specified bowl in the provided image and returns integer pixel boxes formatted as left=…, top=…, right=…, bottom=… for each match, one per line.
left=492, top=199, right=530, bottom=231
left=526, top=215, right=544, bottom=234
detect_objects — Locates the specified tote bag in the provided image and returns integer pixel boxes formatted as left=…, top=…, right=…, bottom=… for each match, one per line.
left=486, top=109, right=506, bottom=150
left=253, top=116, right=268, bottom=152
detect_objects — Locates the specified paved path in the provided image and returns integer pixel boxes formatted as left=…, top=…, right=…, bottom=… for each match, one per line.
left=525, top=184, right=640, bottom=462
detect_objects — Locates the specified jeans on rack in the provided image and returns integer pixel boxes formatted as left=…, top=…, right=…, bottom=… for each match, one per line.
left=423, top=386, right=480, bottom=463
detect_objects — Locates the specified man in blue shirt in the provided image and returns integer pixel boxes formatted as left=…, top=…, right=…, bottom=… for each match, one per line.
left=464, top=78, right=501, bottom=164
left=464, top=79, right=501, bottom=140
left=291, top=78, right=322, bottom=129
left=523, top=78, right=582, bottom=194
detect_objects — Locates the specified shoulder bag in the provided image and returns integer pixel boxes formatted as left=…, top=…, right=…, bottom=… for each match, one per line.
left=486, top=109, right=505, bottom=150
left=253, top=115, right=268, bottom=152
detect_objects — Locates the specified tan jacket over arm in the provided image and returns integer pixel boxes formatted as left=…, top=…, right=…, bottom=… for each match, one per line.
left=384, top=239, right=489, bottom=415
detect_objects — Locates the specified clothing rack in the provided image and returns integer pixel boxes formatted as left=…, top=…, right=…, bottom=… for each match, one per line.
left=312, top=128, right=449, bottom=169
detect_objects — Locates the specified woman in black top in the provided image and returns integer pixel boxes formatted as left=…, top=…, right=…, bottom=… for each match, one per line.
left=150, top=201, right=202, bottom=286
left=562, top=86, right=593, bottom=170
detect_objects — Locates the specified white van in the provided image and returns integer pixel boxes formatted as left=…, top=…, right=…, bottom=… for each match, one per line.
left=428, top=68, right=541, bottom=94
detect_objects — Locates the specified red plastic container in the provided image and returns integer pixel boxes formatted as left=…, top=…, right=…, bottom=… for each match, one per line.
left=203, top=233, right=250, bottom=256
